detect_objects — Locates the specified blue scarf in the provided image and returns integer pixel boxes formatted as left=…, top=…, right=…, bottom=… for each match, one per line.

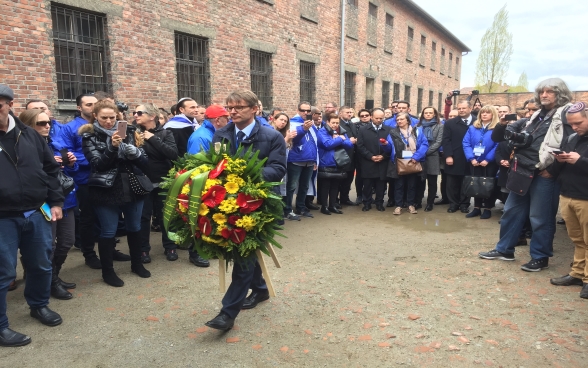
left=421, top=119, right=437, bottom=142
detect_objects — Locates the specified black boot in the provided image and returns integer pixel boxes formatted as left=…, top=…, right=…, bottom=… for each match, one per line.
left=305, top=196, right=320, bottom=210
left=53, top=254, right=76, bottom=289
left=98, top=237, right=124, bottom=287
left=127, top=231, right=151, bottom=278
left=51, top=278, right=72, bottom=300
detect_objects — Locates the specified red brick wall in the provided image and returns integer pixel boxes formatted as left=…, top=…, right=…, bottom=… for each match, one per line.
left=1, top=0, right=466, bottom=120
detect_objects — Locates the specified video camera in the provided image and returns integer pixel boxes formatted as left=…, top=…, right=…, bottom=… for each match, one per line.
left=471, top=90, right=479, bottom=95
left=115, top=101, right=129, bottom=112
left=451, top=90, right=460, bottom=96
left=504, top=130, right=533, bottom=149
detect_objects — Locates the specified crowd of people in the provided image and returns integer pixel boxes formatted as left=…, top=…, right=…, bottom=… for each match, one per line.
left=1, top=77, right=588, bottom=346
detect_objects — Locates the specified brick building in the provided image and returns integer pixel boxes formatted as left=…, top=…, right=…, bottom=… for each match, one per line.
left=1, top=0, right=469, bottom=119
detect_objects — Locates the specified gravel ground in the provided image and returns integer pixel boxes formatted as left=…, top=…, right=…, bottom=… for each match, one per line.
left=2, top=198, right=587, bottom=367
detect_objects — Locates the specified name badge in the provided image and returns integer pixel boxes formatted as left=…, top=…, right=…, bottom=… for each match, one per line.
left=402, top=150, right=413, bottom=159
left=473, top=145, right=485, bottom=157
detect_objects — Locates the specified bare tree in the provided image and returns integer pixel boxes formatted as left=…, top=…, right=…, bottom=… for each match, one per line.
left=474, top=5, right=513, bottom=93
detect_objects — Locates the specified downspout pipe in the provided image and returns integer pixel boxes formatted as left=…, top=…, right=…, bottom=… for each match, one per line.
left=340, top=0, right=346, bottom=107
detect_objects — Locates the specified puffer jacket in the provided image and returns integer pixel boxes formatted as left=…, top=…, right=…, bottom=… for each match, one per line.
left=317, top=125, right=354, bottom=169
left=141, top=124, right=178, bottom=183
left=79, top=123, right=150, bottom=205
left=462, top=124, right=498, bottom=163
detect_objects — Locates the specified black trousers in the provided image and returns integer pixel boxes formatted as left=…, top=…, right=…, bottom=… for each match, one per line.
left=446, top=174, right=470, bottom=208
left=318, top=176, right=341, bottom=207
left=439, top=169, right=447, bottom=200
left=362, top=178, right=387, bottom=205
left=339, top=170, right=355, bottom=202
left=386, top=179, right=395, bottom=204
left=221, top=256, right=267, bottom=319
left=354, top=165, right=364, bottom=202
left=76, top=184, right=97, bottom=259
left=140, top=187, right=176, bottom=253
left=416, top=174, right=438, bottom=205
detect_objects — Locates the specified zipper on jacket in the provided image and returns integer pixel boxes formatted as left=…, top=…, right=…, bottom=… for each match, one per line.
left=0, top=130, right=20, bottom=167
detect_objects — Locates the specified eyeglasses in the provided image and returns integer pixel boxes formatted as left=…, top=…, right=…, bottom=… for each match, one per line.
left=36, top=120, right=51, bottom=126
left=528, top=108, right=539, bottom=112
left=359, top=114, right=370, bottom=118
left=225, top=106, right=250, bottom=112
left=133, top=111, right=146, bottom=116
left=299, top=109, right=312, bottom=113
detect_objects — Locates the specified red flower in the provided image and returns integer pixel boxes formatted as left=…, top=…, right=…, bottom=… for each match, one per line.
left=201, top=185, right=227, bottom=207
left=236, top=193, right=264, bottom=214
left=198, top=216, right=212, bottom=236
left=178, top=193, right=189, bottom=200
left=175, top=169, right=188, bottom=178
left=228, top=215, right=241, bottom=225
left=221, top=227, right=246, bottom=244
left=208, top=159, right=227, bottom=179
left=194, top=230, right=201, bottom=239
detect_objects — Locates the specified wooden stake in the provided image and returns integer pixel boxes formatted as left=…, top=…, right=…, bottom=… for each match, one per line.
left=256, top=249, right=276, bottom=297
left=218, top=257, right=226, bottom=292
left=267, top=244, right=282, bottom=268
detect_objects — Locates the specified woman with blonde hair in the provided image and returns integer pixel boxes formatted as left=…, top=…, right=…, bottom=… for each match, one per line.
left=462, top=105, right=499, bottom=219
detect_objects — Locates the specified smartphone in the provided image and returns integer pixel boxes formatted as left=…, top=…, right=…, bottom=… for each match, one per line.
left=305, top=113, right=313, bottom=121
left=505, top=113, right=517, bottom=121
left=553, top=150, right=563, bottom=155
left=40, top=202, right=51, bottom=221
left=116, top=120, right=128, bottom=139
left=59, top=148, right=70, bottom=166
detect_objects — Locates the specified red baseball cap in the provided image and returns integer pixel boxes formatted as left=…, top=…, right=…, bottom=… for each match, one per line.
left=205, top=105, right=230, bottom=119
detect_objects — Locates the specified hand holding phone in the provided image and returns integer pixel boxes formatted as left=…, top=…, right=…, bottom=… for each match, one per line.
left=59, top=148, right=70, bottom=166
left=552, top=150, right=563, bottom=155
left=505, top=113, right=517, bottom=121
left=116, top=121, right=128, bottom=140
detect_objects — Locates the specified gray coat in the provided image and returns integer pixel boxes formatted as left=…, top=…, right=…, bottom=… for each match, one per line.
left=421, top=123, right=444, bottom=175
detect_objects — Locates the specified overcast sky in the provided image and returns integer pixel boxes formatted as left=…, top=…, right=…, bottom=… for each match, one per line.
left=412, top=0, right=588, bottom=91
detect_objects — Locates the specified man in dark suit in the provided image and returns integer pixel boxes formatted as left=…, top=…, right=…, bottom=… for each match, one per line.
left=442, top=101, right=473, bottom=213
left=338, top=106, right=359, bottom=205
left=205, top=91, right=287, bottom=331
left=356, top=109, right=393, bottom=212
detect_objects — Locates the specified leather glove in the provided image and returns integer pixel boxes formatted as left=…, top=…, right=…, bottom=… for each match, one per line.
left=123, top=145, right=141, bottom=160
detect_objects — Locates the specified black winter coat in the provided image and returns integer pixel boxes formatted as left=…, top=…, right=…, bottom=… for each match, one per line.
left=551, top=133, right=588, bottom=200
left=79, top=124, right=150, bottom=205
left=141, top=125, right=178, bottom=183
left=212, top=119, right=287, bottom=183
left=356, top=124, right=392, bottom=180
left=339, top=119, right=358, bottom=171
left=494, top=141, right=512, bottom=188
left=442, top=117, right=471, bottom=176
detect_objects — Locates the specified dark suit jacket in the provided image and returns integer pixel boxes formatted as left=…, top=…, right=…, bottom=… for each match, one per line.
left=356, top=124, right=392, bottom=180
left=441, top=116, right=471, bottom=176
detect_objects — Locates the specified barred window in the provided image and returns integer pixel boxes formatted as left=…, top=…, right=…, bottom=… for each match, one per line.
left=384, top=14, right=394, bottom=54
left=51, top=4, right=110, bottom=102
left=299, top=61, right=316, bottom=105
left=417, top=88, right=423, bottom=113
left=367, top=3, right=378, bottom=46
left=455, top=57, right=460, bottom=81
left=250, top=49, right=273, bottom=109
left=448, top=52, right=453, bottom=78
left=382, top=81, right=390, bottom=108
left=440, top=47, right=446, bottom=75
left=406, top=27, right=414, bottom=61
left=438, top=92, right=442, bottom=112
left=419, top=35, right=426, bottom=67
left=393, top=83, right=400, bottom=101
left=344, top=71, right=356, bottom=107
left=428, top=90, right=434, bottom=107
left=404, top=85, right=411, bottom=103
left=175, top=33, right=211, bottom=105
left=430, top=41, right=437, bottom=71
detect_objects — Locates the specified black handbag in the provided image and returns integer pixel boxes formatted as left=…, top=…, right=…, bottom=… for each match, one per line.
left=317, top=166, right=347, bottom=180
left=333, top=147, right=351, bottom=169
left=58, top=171, right=75, bottom=195
left=462, top=168, right=495, bottom=198
left=506, top=168, right=534, bottom=196
left=123, top=164, right=153, bottom=195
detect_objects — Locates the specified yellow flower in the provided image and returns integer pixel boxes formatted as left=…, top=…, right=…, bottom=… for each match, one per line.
left=218, top=197, right=239, bottom=214
left=212, top=213, right=227, bottom=225
left=219, top=241, right=229, bottom=247
left=226, top=174, right=245, bottom=187
left=181, top=184, right=190, bottom=195
left=204, top=178, right=221, bottom=191
left=178, top=204, right=188, bottom=213
left=235, top=215, right=257, bottom=231
left=224, top=181, right=240, bottom=194
left=202, top=235, right=222, bottom=244
left=198, top=203, right=209, bottom=216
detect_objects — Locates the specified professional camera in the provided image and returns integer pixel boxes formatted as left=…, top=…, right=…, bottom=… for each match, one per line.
left=115, top=101, right=129, bottom=112
left=471, top=90, right=479, bottom=95
left=452, top=90, right=460, bottom=96
left=504, top=130, right=533, bottom=148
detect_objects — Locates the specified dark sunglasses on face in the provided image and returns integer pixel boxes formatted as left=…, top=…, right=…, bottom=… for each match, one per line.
left=299, top=109, right=312, bottom=113
left=359, top=114, right=370, bottom=118
left=132, top=111, right=146, bottom=116
left=36, top=120, right=51, bottom=126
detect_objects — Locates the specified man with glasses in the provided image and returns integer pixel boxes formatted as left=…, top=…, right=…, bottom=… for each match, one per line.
left=355, top=109, right=372, bottom=204
left=164, top=97, right=199, bottom=157
left=324, top=102, right=338, bottom=116
left=205, top=90, right=286, bottom=331
left=284, top=102, right=319, bottom=219
left=0, top=85, right=65, bottom=347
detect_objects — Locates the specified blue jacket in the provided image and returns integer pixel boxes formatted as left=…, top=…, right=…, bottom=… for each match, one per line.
left=317, top=127, right=354, bottom=168
left=49, top=119, right=65, bottom=147
left=462, top=124, right=498, bottom=162
left=59, top=116, right=92, bottom=185
left=49, top=139, right=78, bottom=211
left=187, top=119, right=215, bottom=154
left=389, top=127, right=429, bottom=162
left=384, top=114, right=419, bottom=128
left=288, top=115, right=318, bottom=163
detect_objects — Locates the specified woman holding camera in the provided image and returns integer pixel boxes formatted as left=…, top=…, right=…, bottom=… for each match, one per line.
left=388, top=113, right=428, bottom=215
left=415, top=107, right=444, bottom=211
left=79, top=100, right=151, bottom=287
left=135, top=103, right=179, bottom=262
left=462, top=105, right=499, bottom=219
left=317, top=113, right=354, bottom=215
left=18, top=109, right=78, bottom=299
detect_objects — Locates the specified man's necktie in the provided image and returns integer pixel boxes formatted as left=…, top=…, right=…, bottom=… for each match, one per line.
left=236, top=131, right=246, bottom=147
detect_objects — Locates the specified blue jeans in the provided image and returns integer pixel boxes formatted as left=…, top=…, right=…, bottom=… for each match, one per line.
left=496, top=175, right=560, bottom=259
left=284, top=163, right=314, bottom=213
left=0, top=211, right=53, bottom=330
left=94, top=199, right=144, bottom=238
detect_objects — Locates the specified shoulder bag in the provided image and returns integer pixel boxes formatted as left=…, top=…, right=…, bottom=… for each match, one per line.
left=462, top=168, right=495, bottom=199
left=396, top=159, right=422, bottom=175
left=123, top=164, right=153, bottom=195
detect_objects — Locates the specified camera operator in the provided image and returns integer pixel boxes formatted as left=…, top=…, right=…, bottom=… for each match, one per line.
left=479, top=78, right=574, bottom=272
left=548, top=102, right=588, bottom=298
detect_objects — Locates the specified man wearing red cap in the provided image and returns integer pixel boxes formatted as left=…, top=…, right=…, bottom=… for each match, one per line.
left=187, top=105, right=230, bottom=154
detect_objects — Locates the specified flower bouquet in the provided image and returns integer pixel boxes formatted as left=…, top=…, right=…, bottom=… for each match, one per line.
left=161, top=142, right=285, bottom=264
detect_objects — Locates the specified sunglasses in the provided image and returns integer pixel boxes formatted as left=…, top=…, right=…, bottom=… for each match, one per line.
left=359, top=114, right=370, bottom=118
left=299, top=109, right=312, bottom=113
left=132, top=111, right=146, bottom=116
left=36, top=120, right=51, bottom=126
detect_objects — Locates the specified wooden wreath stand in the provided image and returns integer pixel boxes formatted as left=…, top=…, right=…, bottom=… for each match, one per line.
left=218, top=243, right=281, bottom=297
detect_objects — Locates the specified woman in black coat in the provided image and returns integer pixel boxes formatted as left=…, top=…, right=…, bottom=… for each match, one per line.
left=135, top=103, right=179, bottom=262
left=79, top=100, right=152, bottom=287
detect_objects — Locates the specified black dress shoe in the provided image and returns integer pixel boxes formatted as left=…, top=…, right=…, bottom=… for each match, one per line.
left=0, top=328, right=31, bottom=347
left=376, top=204, right=385, bottom=212
left=51, top=281, right=73, bottom=300
left=113, top=249, right=131, bottom=262
left=58, top=278, right=76, bottom=289
left=424, top=204, right=433, bottom=212
left=434, top=199, right=450, bottom=205
left=320, top=206, right=331, bottom=215
left=550, top=275, right=584, bottom=286
left=460, top=206, right=470, bottom=213
left=164, top=249, right=179, bottom=261
left=342, top=200, right=358, bottom=206
left=189, top=255, right=210, bottom=267
left=328, top=207, right=343, bottom=214
left=205, top=312, right=235, bottom=331
left=386, top=202, right=395, bottom=207
left=294, top=209, right=314, bottom=218
left=242, top=290, right=270, bottom=309
left=362, top=204, right=371, bottom=212
left=447, top=206, right=458, bottom=213
left=415, top=203, right=423, bottom=210
left=305, top=202, right=320, bottom=211
left=30, top=307, right=62, bottom=326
